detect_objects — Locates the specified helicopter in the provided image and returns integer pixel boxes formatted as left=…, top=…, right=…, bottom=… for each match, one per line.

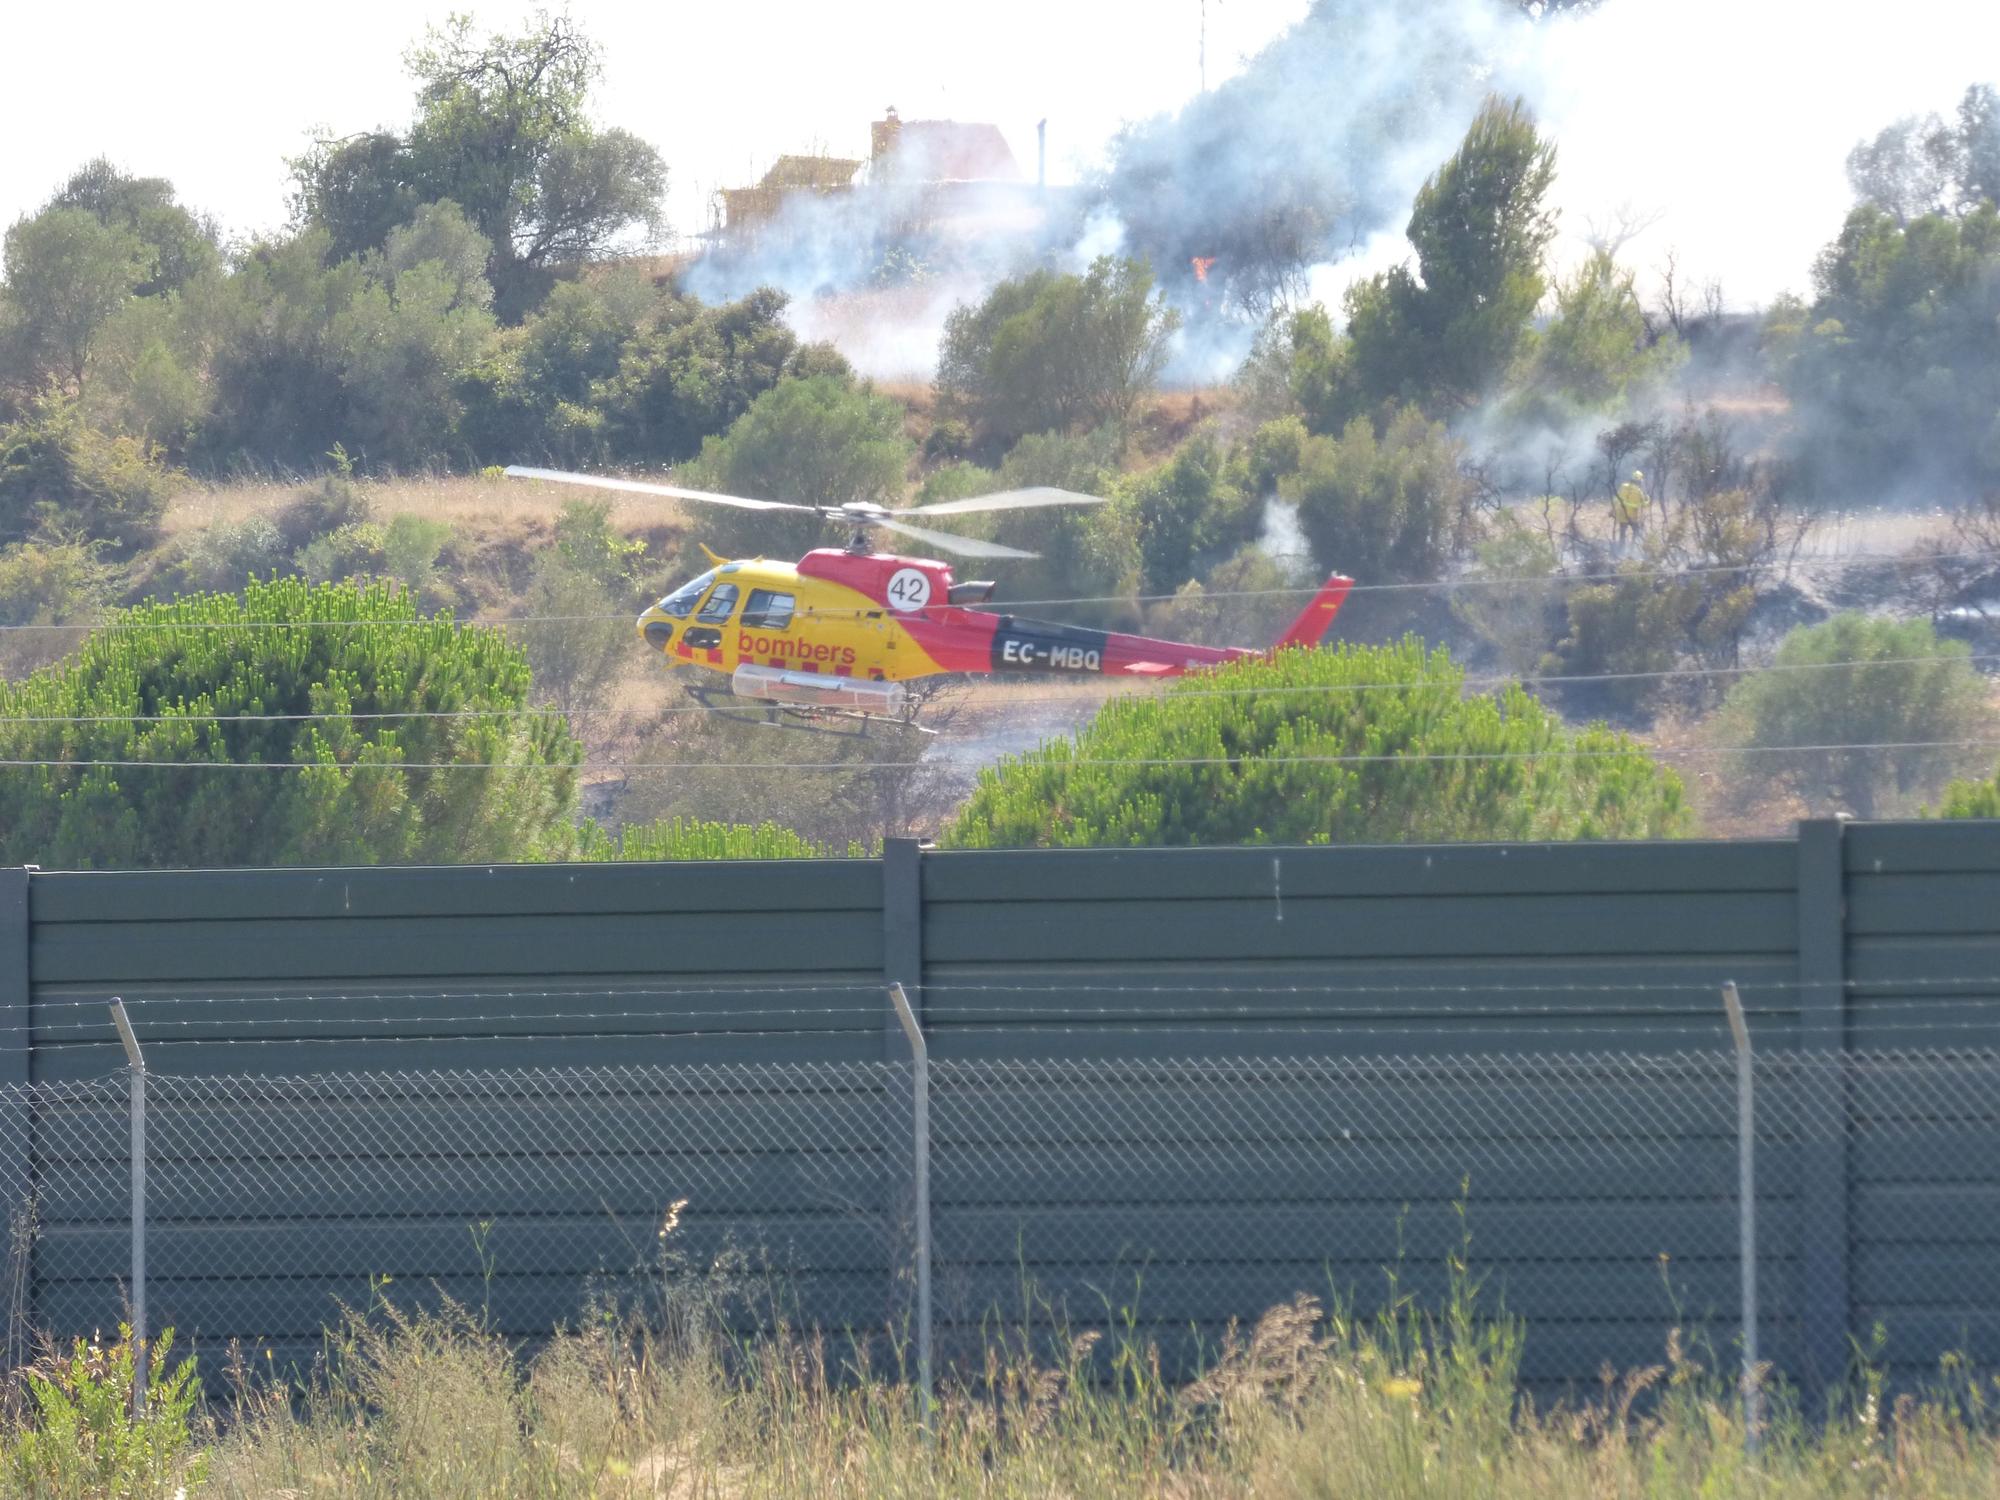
left=505, top=465, right=1353, bottom=725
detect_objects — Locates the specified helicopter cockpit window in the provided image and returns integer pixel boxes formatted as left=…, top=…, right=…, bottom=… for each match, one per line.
left=695, top=582, right=740, bottom=624
left=657, top=568, right=717, bottom=619
left=740, top=589, right=795, bottom=631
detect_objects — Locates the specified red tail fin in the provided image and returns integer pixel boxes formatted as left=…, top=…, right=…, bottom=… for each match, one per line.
left=1275, top=574, right=1353, bottom=651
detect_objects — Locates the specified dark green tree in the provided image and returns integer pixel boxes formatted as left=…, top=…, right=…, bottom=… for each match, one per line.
left=1343, top=96, right=1558, bottom=414
left=48, top=159, right=219, bottom=297
left=1775, top=201, right=2000, bottom=491
left=290, top=13, right=664, bottom=314
left=943, top=639, right=1687, bottom=848
left=936, top=257, right=1177, bottom=444
left=682, top=374, right=912, bottom=558
left=1282, top=405, right=1472, bottom=583
left=0, top=577, right=583, bottom=868
left=0, top=208, right=153, bottom=394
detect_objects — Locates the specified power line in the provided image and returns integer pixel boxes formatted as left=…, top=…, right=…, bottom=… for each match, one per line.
left=6, top=647, right=2000, bottom=730
left=0, top=545, right=1989, bottom=633
left=1, top=736, right=1996, bottom=772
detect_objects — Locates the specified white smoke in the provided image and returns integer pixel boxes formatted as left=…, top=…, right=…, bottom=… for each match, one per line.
left=686, top=0, right=2000, bottom=379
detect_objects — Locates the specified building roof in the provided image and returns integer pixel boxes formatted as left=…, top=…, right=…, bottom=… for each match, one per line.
left=879, top=120, right=1021, bottom=183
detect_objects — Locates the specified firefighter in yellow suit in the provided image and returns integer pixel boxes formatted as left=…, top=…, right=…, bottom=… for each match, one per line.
left=1612, top=470, right=1649, bottom=548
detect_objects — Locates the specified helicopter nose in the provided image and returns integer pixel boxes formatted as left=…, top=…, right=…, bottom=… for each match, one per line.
left=638, top=611, right=673, bottom=650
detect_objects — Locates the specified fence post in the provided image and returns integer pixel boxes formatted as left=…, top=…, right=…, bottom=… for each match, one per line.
left=1796, top=817, right=1850, bottom=1391
left=108, top=999, right=146, bottom=1414
left=1722, top=981, right=1762, bottom=1453
left=887, top=982, right=932, bottom=1430
left=0, top=870, right=28, bottom=1376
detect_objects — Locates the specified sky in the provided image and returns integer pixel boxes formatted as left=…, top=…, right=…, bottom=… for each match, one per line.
left=4, top=0, right=1998, bottom=313
left=0, top=0, right=1309, bottom=249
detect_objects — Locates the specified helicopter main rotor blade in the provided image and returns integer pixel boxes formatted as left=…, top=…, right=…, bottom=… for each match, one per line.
left=896, top=485, right=1106, bottom=517
left=874, top=517, right=1040, bottom=560
left=503, top=466, right=818, bottom=513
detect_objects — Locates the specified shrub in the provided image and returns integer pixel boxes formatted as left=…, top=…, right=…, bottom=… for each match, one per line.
left=551, top=497, right=645, bottom=590
left=380, top=512, right=454, bottom=596
left=684, top=375, right=911, bottom=559
left=1452, top=514, right=1565, bottom=680
left=1716, top=613, right=1996, bottom=818
left=1541, top=569, right=1704, bottom=714
left=936, top=256, right=1177, bottom=444
left=3, top=1326, right=206, bottom=1499
left=943, top=639, right=1688, bottom=848
left=517, top=555, right=627, bottom=737
left=0, top=537, right=112, bottom=678
left=273, top=449, right=374, bottom=548
left=0, top=397, right=176, bottom=553
left=295, top=521, right=386, bottom=584
left=1282, top=406, right=1473, bottom=583
left=170, top=514, right=292, bottom=593
left=1129, top=434, right=1259, bottom=596
left=0, top=577, right=583, bottom=868
left=577, top=816, right=852, bottom=860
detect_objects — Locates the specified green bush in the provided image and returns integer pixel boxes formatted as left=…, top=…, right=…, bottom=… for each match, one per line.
left=273, top=450, right=374, bottom=548
left=380, top=512, right=454, bottom=595
left=169, top=514, right=291, bottom=594
left=0, top=397, right=176, bottom=552
left=578, top=816, right=854, bottom=861
left=0, top=537, right=112, bottom=678
left=1541, top=570, right=1704, bottom=713
left=684, top=374, right=912, bottom=559
left=550, top=497, right=645, bottom=590
left=1129, top=434, right=1260, bottom=596
left=1282, top=406, right=1472, bottom=583
left=4, top=1326, right=205, bottom=1499
left=0, top=577, right=583, bottom=868
left=294, top=521, right=386, bottom=584
left=943, top=639, right=1687, bottom=848
left=936, top=256, right=1177, bottom=444
left=1717, top=613, right=1996, bottom=818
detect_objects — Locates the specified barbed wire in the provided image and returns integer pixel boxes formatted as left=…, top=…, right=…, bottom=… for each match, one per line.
left=22, top=970, right=2000, bottom=1021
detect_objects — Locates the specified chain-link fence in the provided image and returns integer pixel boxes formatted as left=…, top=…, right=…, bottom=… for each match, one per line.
left=6, top=1017, right=1999, bottom=1401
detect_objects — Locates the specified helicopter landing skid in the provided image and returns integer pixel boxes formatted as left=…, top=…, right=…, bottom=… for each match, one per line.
left=681, top=681, right=937, bottom=737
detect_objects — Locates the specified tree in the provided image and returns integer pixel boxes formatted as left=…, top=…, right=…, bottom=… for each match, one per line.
left=1716, top=614, right=1995, bottom=819
left=202, top=221, right=495, bottom=471
left=943, top=639, right=1687, bottom=848
left=290, top=13, right=665, bottom=313
left=1846, top=84, right=2000, bottom=221
left=936, top=257, right=1177, bottom=444
left=1775, top=200, right=2000, bottom=492
left=684, top=375, right=912, bottom=558
left=0, top=577, right=584, bottom=868
left=1282, top=405, right=1472, bottom=583
left=48, top=159, right=219, bottom=297
left=1129, top=434, right=1259, bottom=595
left=1, top=207, right=154, bottom=393
left=1344, top=97, right=1558, bottom=415
left=1517, top=250, right=1683, bottom=415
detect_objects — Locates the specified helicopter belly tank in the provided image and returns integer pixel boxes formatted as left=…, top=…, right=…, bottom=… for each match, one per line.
left=731, top=663, right=909, bottom=715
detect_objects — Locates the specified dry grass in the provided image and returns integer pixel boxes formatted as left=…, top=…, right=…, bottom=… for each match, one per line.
left=28, top=1289, right=1989, bottom=1500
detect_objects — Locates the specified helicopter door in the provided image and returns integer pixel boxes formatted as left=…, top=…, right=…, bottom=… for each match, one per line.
left=683, top=582, right=740, bottom=651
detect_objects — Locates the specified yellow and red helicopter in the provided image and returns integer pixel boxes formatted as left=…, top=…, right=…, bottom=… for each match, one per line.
left=506, top=466, right=1352, bottom=723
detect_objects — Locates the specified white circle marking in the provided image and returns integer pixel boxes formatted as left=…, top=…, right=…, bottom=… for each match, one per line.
left=885, top=567, right=933, bottom=612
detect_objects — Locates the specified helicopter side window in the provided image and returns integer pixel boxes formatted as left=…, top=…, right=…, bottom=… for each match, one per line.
left=740, top=589, right=795, bottom=631
left=696, top=582, right=740, bottom=624
left=657, top=568, right=717, bottom=619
